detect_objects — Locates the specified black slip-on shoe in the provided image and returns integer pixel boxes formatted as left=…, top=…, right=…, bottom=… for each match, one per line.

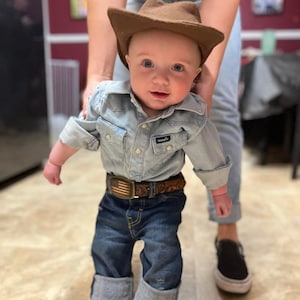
left=214, top=239, right=252, bottom=294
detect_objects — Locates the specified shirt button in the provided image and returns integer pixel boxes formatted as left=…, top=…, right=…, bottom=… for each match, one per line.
left=135, top=148, right=142, bottom=155
left=166, top=145, right=173, bottom=151
left=105, top=134, right=111, bottom=140
left=141, top=123, right=148, bottom=129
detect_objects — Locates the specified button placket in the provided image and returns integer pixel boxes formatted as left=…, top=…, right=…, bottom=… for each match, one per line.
left=128, top=122, right=150, bottom=180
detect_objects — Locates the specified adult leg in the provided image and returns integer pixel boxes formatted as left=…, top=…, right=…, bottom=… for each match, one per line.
left=208, top=10, right=252, bottom=294
left=208, top=9, right=242, bottom=226
left=113, top=0, right=143, bottom=81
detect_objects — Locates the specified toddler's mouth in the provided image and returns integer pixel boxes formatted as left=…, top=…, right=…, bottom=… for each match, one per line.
left=151, top=91, right=169, bottom=98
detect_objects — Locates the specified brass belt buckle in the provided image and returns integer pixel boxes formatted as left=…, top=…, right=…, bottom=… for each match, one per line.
left=110, top=176, right=136, bottom=199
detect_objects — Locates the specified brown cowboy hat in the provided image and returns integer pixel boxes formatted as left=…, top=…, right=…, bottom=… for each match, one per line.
left=107, top=0, right=224, bottom=68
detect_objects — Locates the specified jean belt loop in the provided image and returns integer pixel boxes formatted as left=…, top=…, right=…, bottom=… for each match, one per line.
left=148, top=182, right=157, bottom=198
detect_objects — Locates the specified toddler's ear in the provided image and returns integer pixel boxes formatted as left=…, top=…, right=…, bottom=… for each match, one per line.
left=125, top=54, right=130, bottom=67
left=191, top=67, right=202, bottom=93
left=195, top=67, right=202, bottom=78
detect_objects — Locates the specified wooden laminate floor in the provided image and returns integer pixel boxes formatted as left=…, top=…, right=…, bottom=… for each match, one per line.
left=1, top=147, right=299, bottom=300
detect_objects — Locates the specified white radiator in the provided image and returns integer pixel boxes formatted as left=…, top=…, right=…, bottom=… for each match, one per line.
left=48, top=59, right=80, bottom=145
left=50, top=59, right=80, bottom=117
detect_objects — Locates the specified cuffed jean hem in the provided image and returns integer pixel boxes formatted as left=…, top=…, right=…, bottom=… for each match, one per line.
left=134, top=278, right=179, bottom=300
left=91, top=274, right=133, bottom=300
left=208, top=203, right=241, bottom=224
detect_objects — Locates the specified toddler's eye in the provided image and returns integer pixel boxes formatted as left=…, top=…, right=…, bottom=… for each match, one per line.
left=142, top=59, right=154, bottom=68
left=172, top=64, right=184, bottom=72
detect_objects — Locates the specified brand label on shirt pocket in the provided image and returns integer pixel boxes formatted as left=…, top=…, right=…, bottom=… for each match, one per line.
left=152, top=131, right=188, bottom=154
left=155, top=135, right=171, bottom=144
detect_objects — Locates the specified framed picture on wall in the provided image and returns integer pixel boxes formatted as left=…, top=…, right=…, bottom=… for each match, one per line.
left=70, top=0, right=87, bottom=19
left=252, top=0, right=284, bottom=15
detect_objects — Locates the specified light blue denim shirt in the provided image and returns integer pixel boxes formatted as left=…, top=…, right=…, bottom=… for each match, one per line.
left=60, top=80, right=231, bottom=190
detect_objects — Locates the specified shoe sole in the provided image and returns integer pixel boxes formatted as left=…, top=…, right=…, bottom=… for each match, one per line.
left=214, top=269, right=252, bottom=294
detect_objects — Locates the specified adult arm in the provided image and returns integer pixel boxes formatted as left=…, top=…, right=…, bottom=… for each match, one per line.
left=82, top=0, right=127, bottom=113
left=196, top=0, right=240, bottom=113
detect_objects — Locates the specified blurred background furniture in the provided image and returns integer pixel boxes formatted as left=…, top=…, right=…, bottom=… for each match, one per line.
left=292, top=103, right=300, bottom=179
left=239, top=54, right=300, bottom=179
left=0, top=0, right=49, bottom=185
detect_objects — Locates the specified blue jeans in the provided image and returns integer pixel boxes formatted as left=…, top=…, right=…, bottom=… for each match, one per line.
left=91, top=191, right=186, bottom=290
left=114, top=0, right=243, bottom=225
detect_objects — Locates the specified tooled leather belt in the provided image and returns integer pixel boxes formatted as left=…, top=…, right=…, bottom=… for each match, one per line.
left=106, top=173, right=186, bottom=199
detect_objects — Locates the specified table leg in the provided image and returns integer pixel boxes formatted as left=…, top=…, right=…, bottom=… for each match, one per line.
left=292, top=103, right=300, bottom=179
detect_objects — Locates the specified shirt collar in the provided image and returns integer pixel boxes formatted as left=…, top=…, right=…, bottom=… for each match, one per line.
left=103, top=80, right=207, bottom=117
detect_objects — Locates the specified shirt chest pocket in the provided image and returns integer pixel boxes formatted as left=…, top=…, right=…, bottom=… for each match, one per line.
left=97, top=118, right=127, bottom=152
left=151, top=131, right=188, bottom=155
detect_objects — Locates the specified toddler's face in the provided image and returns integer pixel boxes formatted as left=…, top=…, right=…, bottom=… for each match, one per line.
left=125, top=29, right=202, bottom=117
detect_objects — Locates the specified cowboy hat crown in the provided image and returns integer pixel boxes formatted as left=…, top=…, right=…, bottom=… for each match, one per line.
left=107, top=0, right=224, bottom=67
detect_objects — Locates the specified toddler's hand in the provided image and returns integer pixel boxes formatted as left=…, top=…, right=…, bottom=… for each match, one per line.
left=213, top=193, right=232, bottom=218
left=43, top=160, right=62, bottom=185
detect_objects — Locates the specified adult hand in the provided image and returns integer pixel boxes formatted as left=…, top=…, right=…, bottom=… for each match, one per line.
left=81, top=78, right=98, bottom=118
left=82, top=75, right=112, bottom=118
left=193, top=65, right=215, bottom=114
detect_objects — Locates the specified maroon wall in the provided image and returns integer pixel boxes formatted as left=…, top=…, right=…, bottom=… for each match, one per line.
left=240, top=0, right=300, bottom=52
left=48, top=0, right=300, bottom=91
left=241, top=0, right=299, bottom=30
left=51, top=43, right=87, bottom=91
left=48, top=0, right=87, bottom=90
